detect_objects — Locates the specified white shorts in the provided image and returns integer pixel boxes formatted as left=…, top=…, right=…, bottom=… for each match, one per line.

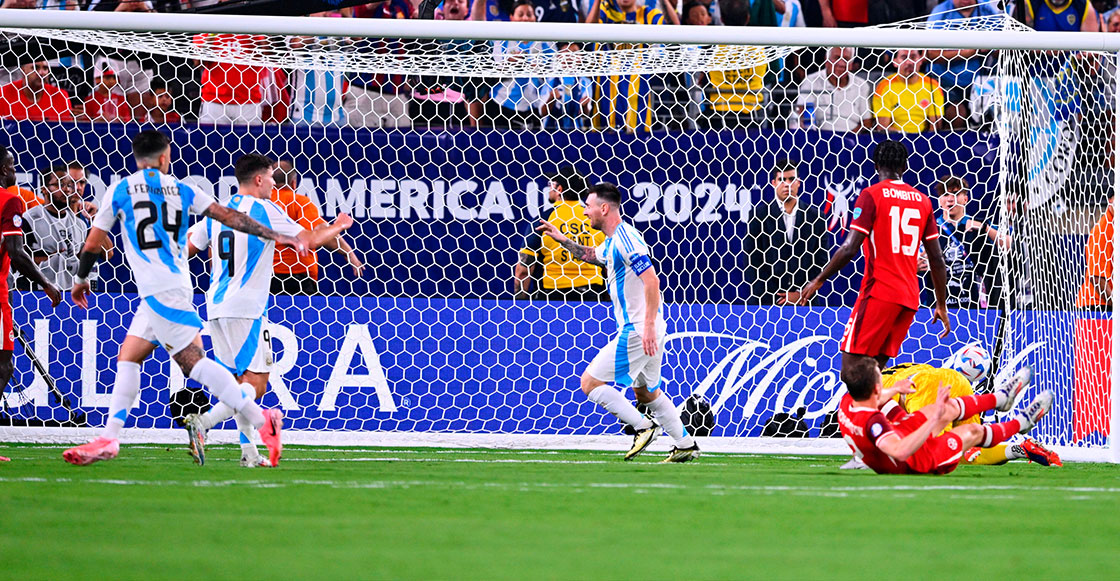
left=127, top=289, right=204, bottom=356
left=344, top=85, right=411, bottom=128
left=92, top=56, right=152, bottom=94
left=586, top=327, right=665, bottom=389
left=198, top=101, right=263, bottom=125
left=209, top=317, right=274, bottom=376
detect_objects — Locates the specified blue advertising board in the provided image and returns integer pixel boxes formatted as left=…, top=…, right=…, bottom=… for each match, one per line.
left=3, top=121, right=1002, bottom=305
left=7, top=291, right=1078, bottom=443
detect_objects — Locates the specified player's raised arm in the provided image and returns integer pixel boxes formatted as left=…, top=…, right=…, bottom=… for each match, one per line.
left=537, top=220, right=605, bottom=266
left=922, top=235, right=951, bottom=338
left=202, top=202, right=309, bottom=256
left=312, top=222, right=364, bottom=276
left=297, top=213, right=355, bottom=253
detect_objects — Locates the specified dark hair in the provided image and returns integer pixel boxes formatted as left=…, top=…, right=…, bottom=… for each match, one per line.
left=149, top=78, right=168, bottom=93
left=0, top=145, right=9, bottom=164
left=935, top=175, right=970, bottom=197
left=587, top=182, right=622, bottom=206
left=273, top=159, right=297, bottom=187
left=550, top=166, right=588, bottom=201
left=720, top=0, right=750, bottom=26
left=558, top=40, right=583, bottom=50
left=40, top=164, right=68, bottom=187
left=511, top=0, right=535, bottom=14
left=132, top=130, right=171, bottom=161
left=842, top=356, right=881, bottom=401
left=235, top=153, right=276, bottom=185
left=772, top=158, right=799, bottom=180
left=67, top=160, right=85, bottom=172
left=872, top=140, right=908, bottom=175
left=682, top=0, right=706, bottom=18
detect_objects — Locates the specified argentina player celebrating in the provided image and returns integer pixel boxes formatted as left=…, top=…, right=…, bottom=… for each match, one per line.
left=185, top=154, right=354, bottom=467
left=538, top=183, right=699, bottom=463
left=64, top=131, right=308, bottom=467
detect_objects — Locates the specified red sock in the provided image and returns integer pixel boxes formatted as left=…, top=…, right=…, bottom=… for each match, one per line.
left=982, top=420, right=1021, bottom=447
left=955, top=394, right=998, bottom=420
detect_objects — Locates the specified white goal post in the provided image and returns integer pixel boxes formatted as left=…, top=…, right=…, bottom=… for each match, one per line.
left=0, top=8, right=1117, bottom=463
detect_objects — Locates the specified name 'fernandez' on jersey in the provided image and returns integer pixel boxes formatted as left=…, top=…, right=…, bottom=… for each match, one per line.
left=92, top=168, right=215, bottom=297
left=188, top=193, right=303, bottom=319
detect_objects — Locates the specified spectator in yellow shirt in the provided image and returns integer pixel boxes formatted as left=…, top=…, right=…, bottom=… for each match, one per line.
left=515, top=166, right=607, bottom=302
left=873, top=49, right=944, bottom=133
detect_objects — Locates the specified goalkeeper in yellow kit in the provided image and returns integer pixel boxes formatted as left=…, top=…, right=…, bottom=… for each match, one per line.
left=880, top=349, right=1061, bottom=467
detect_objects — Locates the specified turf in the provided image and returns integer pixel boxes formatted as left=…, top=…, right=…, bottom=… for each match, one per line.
left=2, top=444, right=1119, bottom=580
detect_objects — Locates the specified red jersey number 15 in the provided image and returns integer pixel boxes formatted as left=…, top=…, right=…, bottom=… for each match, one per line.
left=889, top=206, right=922, bottom=256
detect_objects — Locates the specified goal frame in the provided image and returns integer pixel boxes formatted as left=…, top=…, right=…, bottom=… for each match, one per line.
left=0, top=9, right=1117, bottom=463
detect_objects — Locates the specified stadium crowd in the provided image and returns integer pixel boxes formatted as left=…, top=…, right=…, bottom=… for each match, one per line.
left=0, top=0, right=1114, bottom=132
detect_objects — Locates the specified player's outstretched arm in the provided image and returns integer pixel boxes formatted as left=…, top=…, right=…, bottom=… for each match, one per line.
left=298, top=213, right=354, bottom=252
left=5, top=236, right=60, bottom=307
left=876, top=386, right=952, bottom=462
left=922, top=237, right=952, bottom=338
left=798, top=229, right=865, bottom=305
left=314, top=222, right=364, bottom=277
left=203, top=202, right=308, bottom=255
left=536, top=220, right=604, bottom=266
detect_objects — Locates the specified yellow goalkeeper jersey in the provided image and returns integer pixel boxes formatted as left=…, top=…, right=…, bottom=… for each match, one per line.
left=882, top=363, right=979, bottom=435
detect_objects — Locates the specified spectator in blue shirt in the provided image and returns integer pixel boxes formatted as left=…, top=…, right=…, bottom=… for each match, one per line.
left=541, top=41, right=594, bottom=130
left=926, top=0, right=1001, bottom=129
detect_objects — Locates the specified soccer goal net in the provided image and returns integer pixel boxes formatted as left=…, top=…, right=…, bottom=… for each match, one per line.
left=0, top=9, right=1116, bottom=462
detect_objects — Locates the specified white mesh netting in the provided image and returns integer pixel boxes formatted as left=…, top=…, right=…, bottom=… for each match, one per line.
left=0, top=12, right=1114, bottom=460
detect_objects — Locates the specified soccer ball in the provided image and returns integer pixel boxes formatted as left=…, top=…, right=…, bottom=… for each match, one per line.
left=948, top=343, right=991, bottom=384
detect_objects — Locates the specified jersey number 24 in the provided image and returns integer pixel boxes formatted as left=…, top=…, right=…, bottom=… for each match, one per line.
left=135, top=201, right=183, bottom=251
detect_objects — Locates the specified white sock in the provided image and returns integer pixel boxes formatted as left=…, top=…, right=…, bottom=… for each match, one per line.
left=646, top=392, right=695, bottom=448
left=103, top=361, right=141, bottom=440
left=587, top=385, right=653, bottom=430
left=198, top=383, right=254, bottom=431
left=233, top=412, right=258, bottom=456
left=189, top=358, right=264, bottom=428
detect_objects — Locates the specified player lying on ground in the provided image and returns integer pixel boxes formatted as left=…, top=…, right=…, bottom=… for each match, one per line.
left=837, top=355, right=1053, bottom=475
left=63, top=130, right=308, bottom=467
left=0, top=145, right=63, bottom=462
left=798, top=141, right=951, bottom=381
left=184, top=154, right=355, bottom=468
left=882, top=354, right=1061, bottom=467
left=538, top=182, right=699, bottom=462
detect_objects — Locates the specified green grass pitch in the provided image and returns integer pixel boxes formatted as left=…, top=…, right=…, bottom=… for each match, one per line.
left=3, top=443, right=1119, bottom=579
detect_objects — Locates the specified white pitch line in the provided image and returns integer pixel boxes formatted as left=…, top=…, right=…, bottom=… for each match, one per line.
left=1, top=477, right=1118, bottom=497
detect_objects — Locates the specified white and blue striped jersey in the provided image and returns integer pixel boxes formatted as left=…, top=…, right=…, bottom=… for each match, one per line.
left=92, top=169, right=216, bottom=298
left=188, top=193, right=303, bottom=320
left=290, top=38, right=346, bottom=126
left=594, top=221, right=666, bottom=332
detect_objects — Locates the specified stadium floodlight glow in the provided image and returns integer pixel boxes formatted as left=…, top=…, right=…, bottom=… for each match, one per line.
left=0, top=11, right=1116, bottom=465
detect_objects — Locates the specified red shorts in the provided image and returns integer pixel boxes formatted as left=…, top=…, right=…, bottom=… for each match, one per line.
left=893, top=411, right=965, bottom=475
left=840, top=295, right=916, bottom=358
left=0, top=299, right=11, bottom=351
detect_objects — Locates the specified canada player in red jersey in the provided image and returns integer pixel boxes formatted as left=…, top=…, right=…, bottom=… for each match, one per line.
left=836, top=356, right=1054, bottom=475
left=800, top=140, right=950, bottom=378
left=0, top=145, right=63, bottom=450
